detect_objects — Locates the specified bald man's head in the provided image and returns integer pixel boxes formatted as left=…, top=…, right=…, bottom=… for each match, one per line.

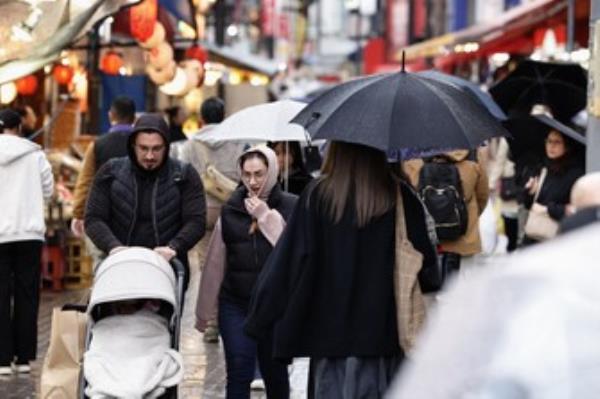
left=570, top=172, right=600, bottom=210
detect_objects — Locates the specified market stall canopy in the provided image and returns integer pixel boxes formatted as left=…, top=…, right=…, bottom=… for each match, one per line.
left=396, top=0, right=581, bottom=65
left=0, top=0, right=139, bottom=84
left=204, top=43, right=282, bottom=77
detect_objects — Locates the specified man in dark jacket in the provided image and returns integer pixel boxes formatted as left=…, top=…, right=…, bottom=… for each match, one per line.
left=71, top=96, right=136, bottom=238
left=85, top=113, right=206, bottom=289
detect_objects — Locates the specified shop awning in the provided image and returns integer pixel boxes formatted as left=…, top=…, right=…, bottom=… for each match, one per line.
left=0, top=0, right=139, bottom=85
left=204, top=44, right=282, bottom=77
left=395, top=0, right=570, bottom=64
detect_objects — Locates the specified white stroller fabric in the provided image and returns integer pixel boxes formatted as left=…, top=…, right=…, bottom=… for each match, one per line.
left=88, top=247, right=177, bottom=317
left=84, top=310, right=183, bottom=399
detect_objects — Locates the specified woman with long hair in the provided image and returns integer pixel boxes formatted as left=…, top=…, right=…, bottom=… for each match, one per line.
left=244, top=141, right=438, bottom=398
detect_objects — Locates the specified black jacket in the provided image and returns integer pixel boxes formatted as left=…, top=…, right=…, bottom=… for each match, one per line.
left=244, top=180, right=438, bottom=360
left=220, top=185, right=297, bottom=307
left=85, top=157, right=206, bottom=273
left=524, top=160, right=584, bottom=221
left=280, top=168, right=313, bottom=196
left=94, top=125, right=133, bottom=171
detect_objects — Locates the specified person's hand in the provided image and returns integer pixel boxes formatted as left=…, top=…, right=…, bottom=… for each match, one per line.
left=525, top=176, right=539, bottom=195
left=70, top=218, right=84, bottom=237
left=109, top=246, right=127, bottom=255
left=154, top=246, right=177, bottom=261
left=244, top=197, right=269, bottom=220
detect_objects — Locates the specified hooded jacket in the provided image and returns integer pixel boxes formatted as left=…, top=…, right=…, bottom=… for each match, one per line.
left=0, top=134, right=54, bottom=243
left=404, top=149, right=489, bottom=256
left=85, top=120, right=206, bottom=282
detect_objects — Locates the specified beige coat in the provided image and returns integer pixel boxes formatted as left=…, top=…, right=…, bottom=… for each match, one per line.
left=404, top=149, right=489, bottom=256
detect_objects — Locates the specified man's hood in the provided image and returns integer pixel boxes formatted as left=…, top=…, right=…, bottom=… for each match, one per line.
left=127, top=116, right=171, bottom=171
left=0, top=135, right=41, bottom=166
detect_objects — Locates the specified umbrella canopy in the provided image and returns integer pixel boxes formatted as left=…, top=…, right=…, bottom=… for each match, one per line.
left=418, top=70, right=507, bottom=121
left=291, top=71, right=508, bottom=153
left=198, top=100, right=307, bottom=143
left=489, top=60, right=587, bottom=123
left=504, top=113, right=586, bottom=161
left=387, top=223, right=600, bottom=399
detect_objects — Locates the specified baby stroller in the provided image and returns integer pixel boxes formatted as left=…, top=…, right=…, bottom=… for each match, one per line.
left=78, top=247, right=186, bottom=399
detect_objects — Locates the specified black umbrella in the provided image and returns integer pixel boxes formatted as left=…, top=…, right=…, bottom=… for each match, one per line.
left=418, top=70, right=507, bottom=121
left=489, top=60, right=587, bottom=123
left=291, top=69, right=508, bottom=153
left=504, top=113, right=586, bottom=161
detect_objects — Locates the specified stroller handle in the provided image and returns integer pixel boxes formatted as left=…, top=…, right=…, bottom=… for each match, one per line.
left=170, top=258, right=186, bottom=279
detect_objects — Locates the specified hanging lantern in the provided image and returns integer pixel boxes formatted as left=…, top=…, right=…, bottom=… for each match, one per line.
left=15, top=75, right=38, bottom=96
left=53, top=65, right=74, bottom=85
left=0, top=82, right=17, bottom=104
left=139, top=22, right=165, bottom=49
left=159, top=67, right=189, bottom=96
left=147, top=42, right=174, bottom=69
left=185, top=45, right=208, bottom=64
left=146, top=61, right=177, bottom=85
left=181, top=60, right=202, bottom=90
left=130, top=0, right=157, bottom=42
left=100, top=51, right=123, bottom=75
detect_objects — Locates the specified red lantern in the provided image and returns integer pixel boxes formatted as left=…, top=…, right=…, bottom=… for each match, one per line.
left=100, top=51, right=123, bottom=75
left=130, top=0, right=158, bottom=42
left=15, top=75, right=38, bottom=96
left=185, top=45, right=208, bottom=64
left=53, top=65, right=74, bottom=85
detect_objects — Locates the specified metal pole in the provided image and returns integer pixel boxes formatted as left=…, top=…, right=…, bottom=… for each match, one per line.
left=586, top=0, right=600, bottom=172
left=567, top=0, right=575, bottom=52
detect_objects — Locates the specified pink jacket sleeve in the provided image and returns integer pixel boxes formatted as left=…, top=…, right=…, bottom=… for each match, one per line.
left=256, top=209, right=286, bottom=247
left=195, top=219, right=226, bottom=332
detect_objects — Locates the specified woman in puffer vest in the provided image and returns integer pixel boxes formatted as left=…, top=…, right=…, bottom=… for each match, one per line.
left=195, top=145, right=297, bottom=399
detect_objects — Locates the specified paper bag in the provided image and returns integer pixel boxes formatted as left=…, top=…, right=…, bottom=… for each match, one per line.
left=40, top=308, right=87, bottom=399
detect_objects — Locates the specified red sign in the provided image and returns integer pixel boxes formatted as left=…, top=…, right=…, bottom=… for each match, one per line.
left=261, top=0, right=275, bottom=37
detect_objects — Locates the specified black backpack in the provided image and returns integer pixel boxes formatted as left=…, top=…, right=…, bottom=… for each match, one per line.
left=418, top=156, right=469, bottom=241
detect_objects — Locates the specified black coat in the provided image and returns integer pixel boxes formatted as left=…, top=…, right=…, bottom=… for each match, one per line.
left=220, top=185, right=297, bottom=307
left=523, top=160, right=584, bottom=221
left=244, top=180, right=438, bottom=360
left=85, top=157, right=206, bottom=284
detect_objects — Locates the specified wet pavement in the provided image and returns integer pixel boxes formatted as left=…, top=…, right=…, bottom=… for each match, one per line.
left=0, top=235, right=308, bottom=398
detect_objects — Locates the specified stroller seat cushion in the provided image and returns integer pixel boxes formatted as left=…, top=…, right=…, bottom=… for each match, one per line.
left=84, top=310, right=184, bottom=399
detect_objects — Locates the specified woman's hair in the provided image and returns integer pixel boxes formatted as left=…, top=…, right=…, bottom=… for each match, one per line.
left=269, top=141, right=306, bottom=172
left=317, top=141, right=395, bottom=227
left=546, top=130, right=580, bottom=173
left=239, top=150, right=268, bottom=170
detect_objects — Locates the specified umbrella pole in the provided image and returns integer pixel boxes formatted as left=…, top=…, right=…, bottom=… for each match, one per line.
left=285, top=141, right=289, bottom=192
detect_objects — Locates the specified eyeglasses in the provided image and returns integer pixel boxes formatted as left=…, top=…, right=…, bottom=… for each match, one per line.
left=545, top=139, right=564, bottom=146
left=134, top=144, right=165, bottom=154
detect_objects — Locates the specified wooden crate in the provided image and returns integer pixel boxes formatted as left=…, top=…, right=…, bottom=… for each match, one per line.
left=63, top=237, right=93, bottom=290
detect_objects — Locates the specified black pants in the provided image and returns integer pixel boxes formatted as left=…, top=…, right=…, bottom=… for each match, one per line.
left=0, top=240, right=42, bottom=366
left=502, top=216, right=519, bottom=252
left=441, top=252, right=461, bottom=277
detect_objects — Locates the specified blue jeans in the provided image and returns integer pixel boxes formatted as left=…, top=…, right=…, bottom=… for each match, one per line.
left=218, top=299, right=289, bottom=399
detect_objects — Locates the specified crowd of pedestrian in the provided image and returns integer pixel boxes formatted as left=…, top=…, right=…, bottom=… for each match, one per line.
left=1, top=57, right=598, bottom=398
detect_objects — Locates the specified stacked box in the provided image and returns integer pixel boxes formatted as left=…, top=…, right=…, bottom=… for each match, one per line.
left=63, top=237, right=93, bottom=289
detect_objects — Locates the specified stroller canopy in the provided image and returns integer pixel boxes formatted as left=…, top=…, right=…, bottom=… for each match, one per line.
left=88, top=247, right=177, bottom=316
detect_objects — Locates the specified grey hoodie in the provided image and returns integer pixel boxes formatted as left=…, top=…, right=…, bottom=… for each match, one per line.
left=0, top=134, right=54, bottom=243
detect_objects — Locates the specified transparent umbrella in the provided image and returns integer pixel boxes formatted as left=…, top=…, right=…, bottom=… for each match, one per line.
left=387, top=223, right=600, bottom=399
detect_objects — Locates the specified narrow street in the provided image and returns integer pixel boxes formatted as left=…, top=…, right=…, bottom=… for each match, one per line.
left=0, top=235, right=308, bottom=398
